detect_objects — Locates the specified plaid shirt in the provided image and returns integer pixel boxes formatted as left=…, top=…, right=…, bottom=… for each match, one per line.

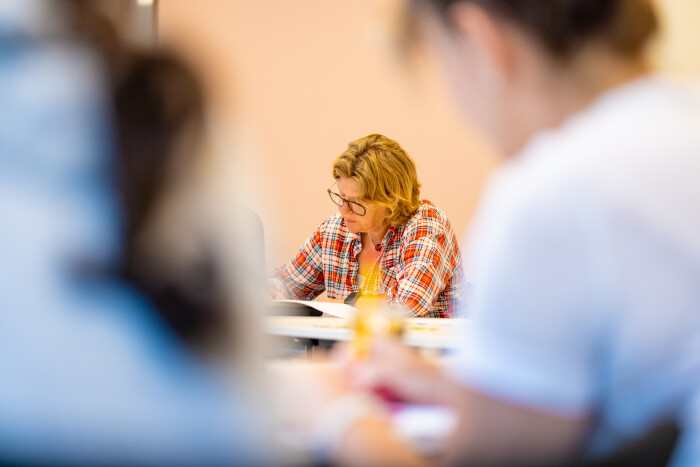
left=273, top=200, right=466, bottom=318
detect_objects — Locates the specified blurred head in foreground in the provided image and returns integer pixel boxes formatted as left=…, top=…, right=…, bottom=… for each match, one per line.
left=408, top=0, right=657, bottom=156
left=114, top=49, right=233, bottom=358
left=0, top=0, right=268, bottom=464
left=60, top=0, right=253, bottom=366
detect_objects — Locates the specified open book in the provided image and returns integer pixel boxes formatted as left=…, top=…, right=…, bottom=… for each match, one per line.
left=267, top=299, right=358, bottom=319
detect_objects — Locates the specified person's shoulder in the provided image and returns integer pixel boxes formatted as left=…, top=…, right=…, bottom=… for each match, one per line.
left=416, top=200, right=451, bottom=224
left=495, top=76, right=700, bottom=218
left=400, top=200, right=453, bottom=237
left=523, top=76, right=700, bottom=176
left=476, top=155, right=586, bottom=242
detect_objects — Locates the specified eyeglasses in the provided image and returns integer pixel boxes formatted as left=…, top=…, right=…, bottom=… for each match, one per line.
left=327, top=187, right=367, bottom=216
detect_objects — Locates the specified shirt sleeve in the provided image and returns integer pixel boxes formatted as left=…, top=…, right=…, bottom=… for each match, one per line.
left=272, top=221, right=327, bottom=300
left=450, top=170, right=609, bottom=416
left=390, top=217, right=454, bottom=318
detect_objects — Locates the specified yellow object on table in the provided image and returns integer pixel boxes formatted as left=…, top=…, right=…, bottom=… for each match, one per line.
left=351, top=295, right=405, bottom=358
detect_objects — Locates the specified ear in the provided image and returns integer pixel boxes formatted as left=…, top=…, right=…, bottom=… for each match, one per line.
left=447, top=3, right=515, bottom=85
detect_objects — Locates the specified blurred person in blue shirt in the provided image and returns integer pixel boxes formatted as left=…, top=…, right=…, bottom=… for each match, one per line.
left=285, top=1, right=700, bottom=466
left=0, top=0, right=271, bottom=464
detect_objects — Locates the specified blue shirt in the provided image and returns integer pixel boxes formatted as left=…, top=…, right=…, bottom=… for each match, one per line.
left=0, top=2, right=268, bottom=463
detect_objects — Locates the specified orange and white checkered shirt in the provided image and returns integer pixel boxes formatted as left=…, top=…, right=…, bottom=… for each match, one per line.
left=272, top=200, right=466, bottom=318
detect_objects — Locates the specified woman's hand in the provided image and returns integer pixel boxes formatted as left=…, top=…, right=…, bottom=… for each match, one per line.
left=265, top=279, right=287, bottom=300
left=314, top=294, right=345, bottom=304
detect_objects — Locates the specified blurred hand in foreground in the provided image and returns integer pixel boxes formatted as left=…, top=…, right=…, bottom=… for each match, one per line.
left=269, top=358, right=350, bottom=431
left=343, top=337, right=457, bottom=406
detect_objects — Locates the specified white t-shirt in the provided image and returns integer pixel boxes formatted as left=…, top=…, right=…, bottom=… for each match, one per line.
left=451, top=76, right=700, bottom=465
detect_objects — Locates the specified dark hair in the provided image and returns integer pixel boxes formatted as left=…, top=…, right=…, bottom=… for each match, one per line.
left=415, top=0, right=658, bottom=60
left=61, top=0, right=231, bottom=351
left=114, top=53, right=204, bottom=245
left=114, top=54, right=230, bottom=349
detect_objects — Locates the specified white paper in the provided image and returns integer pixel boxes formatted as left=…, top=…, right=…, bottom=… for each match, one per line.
left=271, top=299, right=358, bottom=318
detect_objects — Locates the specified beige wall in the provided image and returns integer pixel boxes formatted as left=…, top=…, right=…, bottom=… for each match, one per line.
left=158, top=0, right=700, bottom=274
left=652, top=0, right=700, bottom=75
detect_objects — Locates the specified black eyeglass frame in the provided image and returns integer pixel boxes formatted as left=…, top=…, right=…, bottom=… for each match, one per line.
left=327, top=187, right=367, bottom=216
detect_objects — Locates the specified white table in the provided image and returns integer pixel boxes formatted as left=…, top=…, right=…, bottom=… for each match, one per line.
left=264, top=316, right=470, bottom=350
left=266, top=325, right=464, bottom=456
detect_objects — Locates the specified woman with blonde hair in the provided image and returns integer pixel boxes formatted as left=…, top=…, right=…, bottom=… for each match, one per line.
left=269, top=134, right=464, bottom=318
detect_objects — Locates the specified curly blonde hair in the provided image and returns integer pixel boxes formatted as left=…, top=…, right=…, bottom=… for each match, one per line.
left=332, top=134, right=421, bottom=226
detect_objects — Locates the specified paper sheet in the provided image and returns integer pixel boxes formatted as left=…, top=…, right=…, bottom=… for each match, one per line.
left=271, top=299, right=358, bottom=318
